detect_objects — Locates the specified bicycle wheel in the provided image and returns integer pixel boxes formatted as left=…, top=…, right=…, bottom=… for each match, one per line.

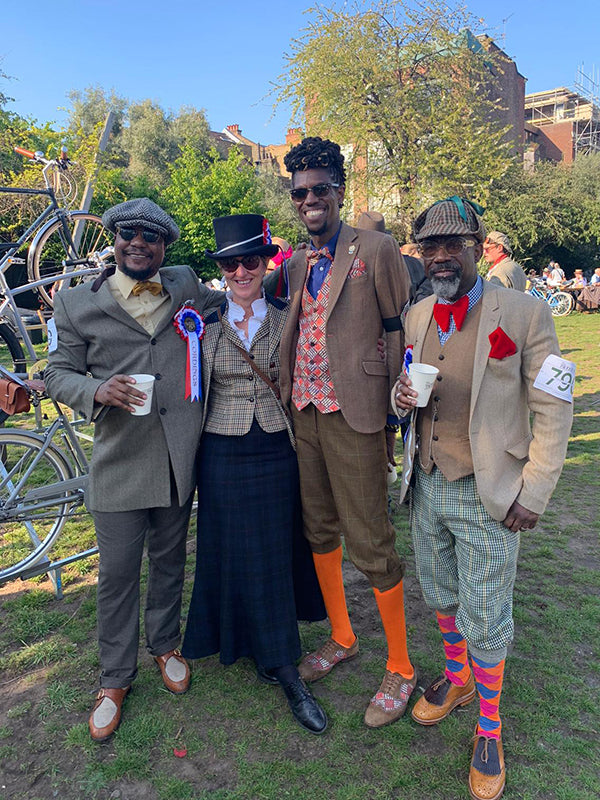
left=27, top=211, right=112, bottom=307
left=548, top=291, right=573, bottom=317
left=0, top=430, right=74, bottom=582
left=0, top=323, right=27, bottom=424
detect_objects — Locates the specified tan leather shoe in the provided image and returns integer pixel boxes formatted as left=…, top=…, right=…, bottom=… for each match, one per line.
left=154, top=649, right=190, bottom=694
left=89, top=687, right=130, bottom=742
left=364, top=669, right=417, bottom=728
left=411, top=672, right=476, bottom=725
left=469, top=733, right=505, bottom=800
left=298, top=637, right=359, bottom=682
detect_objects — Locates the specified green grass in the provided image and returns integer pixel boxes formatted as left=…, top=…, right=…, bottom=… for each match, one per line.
left=0, top=314, right=598, bottom=800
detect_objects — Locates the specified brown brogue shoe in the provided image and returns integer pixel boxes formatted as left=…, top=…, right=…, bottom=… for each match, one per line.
left=364, top=668, right=418, bottom=728
left=89, top=686, right=130, bottom=742
left=154, top=649, right=190, bottom=694
left=469, top=733, right=505, bottom=800
left=298, top=637, right=359, bottom=682
left=411, top=672, right=476, bottom=725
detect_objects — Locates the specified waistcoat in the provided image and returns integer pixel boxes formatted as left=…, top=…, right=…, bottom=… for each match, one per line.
left=417, top=301, right=482, bottom=480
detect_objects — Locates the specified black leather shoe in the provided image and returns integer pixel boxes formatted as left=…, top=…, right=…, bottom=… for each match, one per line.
left=256, top=664, right=279, bottom=685
left=282, top=677, right=328, bottom=734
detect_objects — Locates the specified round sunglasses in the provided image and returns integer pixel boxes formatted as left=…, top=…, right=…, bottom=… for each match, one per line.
left=218, top=255, right=263, bottom=272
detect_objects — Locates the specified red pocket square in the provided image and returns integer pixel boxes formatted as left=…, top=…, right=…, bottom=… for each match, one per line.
left=488, top=327, right=517, bottom=359
left=347, top=258, right=367, bottom=279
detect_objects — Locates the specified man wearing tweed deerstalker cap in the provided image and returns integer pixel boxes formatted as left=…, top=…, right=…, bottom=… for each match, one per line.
left=45, top=198, right=224, bottom=742
left=392, top=197, right=573, bottom=800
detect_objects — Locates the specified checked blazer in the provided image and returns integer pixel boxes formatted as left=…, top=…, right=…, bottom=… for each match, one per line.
left=44, top=266, right=224, bottom=512
left=270, top=222, right=410, bottom=434
left=200, top=295, right=294, bottom=446
left=399, top=281, right=573, bottom=520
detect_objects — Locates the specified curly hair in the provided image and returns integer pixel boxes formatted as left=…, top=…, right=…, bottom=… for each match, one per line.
left=283, top=136, right=346, bottom=185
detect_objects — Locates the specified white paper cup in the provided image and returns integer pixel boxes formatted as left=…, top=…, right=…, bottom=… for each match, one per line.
left=408, top=363, right=439, bottom=407
left=387, top=463, right=398, bottom=487
left=128, top=373, right=155, bottom=416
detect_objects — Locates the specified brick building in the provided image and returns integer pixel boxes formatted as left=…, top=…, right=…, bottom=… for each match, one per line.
left=524, top=87, right=600, bottom=164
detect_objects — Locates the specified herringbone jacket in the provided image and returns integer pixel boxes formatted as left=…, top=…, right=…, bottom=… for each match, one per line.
left=201, top=295, right=294, bottom=446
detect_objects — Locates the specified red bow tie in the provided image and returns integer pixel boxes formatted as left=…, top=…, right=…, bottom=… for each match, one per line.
left=433, top=295, right=469, bottom=333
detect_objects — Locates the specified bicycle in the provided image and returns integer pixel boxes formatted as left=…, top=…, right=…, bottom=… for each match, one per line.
left=0, top=146, right=113, bottom=381
left=0, top=365, right=96, bottom=597
left=526, top=279, right=574, bottom=316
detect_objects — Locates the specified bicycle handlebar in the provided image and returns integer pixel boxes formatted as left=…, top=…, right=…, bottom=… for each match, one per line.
left=14, top=146, right=37, bottom=160
left=13, top=145, right=71, bottom=168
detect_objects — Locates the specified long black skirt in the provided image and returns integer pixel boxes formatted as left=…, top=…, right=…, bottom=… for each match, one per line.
left=182, top=421, right=325, bottom=669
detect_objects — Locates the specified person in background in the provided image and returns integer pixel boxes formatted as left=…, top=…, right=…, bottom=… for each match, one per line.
left=482, top=231, right=527, bottom=291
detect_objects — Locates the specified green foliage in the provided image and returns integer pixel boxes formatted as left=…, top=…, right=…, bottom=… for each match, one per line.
left=163, top=146, right=265, bottom=277
left=276, top=0, right=514, bottom=237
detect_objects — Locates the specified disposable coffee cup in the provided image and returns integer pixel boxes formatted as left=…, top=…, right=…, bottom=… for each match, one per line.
left=408, top=362, right=439, bottom=407
left=128, top=373, right=155, bottom=416
left=387, top=463, right=398, bottom=487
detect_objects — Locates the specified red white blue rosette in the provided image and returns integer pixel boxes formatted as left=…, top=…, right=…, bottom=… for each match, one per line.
left=262, top=217, right=272, bottom=245
left=173, top=305, right=205, bottom=401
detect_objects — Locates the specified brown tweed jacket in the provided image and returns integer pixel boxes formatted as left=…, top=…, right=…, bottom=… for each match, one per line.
left=267, top=222, right=410, bottom=434
left=200, top=295, right=294, bottom=446
left=398, top=281, right=573, bottom=520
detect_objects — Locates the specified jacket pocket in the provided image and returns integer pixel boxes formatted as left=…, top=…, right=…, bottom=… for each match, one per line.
left=505, top=434, right=532, bottom=459
left=362, top=360, right=388, bottom=376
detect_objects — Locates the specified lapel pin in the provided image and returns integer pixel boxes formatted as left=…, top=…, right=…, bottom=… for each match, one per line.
left=348, top=245, right=356, bottom=254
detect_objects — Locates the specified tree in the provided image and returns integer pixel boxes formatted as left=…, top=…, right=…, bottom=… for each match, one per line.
left=276, top=1, right=514, bottom=237
left=164, top=146, right=265, bottom=278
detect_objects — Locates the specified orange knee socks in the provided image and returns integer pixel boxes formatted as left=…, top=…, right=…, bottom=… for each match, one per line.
left=312, top=547, right=355, bottom=648
left=373, top=581, right=414, bottom=679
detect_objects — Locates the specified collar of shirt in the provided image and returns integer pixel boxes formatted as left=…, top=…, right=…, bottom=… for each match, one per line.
left=309, top=223, right=342, bottom=260
left=114, top=269, right=162, bottom=300
left=436, top=275, right=483, bottom=345
left=225, top=291, right=268, bottom=351
left=306, top=224, right=342, bottom=299
left=488, top=254, right=508, bottom=272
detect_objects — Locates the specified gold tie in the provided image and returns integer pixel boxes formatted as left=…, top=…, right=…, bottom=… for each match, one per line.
left=131, top=281, right=162, bottom=297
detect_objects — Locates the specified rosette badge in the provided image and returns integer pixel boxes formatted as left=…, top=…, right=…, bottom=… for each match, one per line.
left=173, top=303, right=205, bottom=401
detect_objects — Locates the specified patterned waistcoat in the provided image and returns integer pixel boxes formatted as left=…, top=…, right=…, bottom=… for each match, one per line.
left=416, top=301, right=482, bottom=481
left=292, top=269, right=341, bottom=413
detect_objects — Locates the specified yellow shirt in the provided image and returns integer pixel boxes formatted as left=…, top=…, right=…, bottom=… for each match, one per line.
left=108, top=270, right=170, bottom=335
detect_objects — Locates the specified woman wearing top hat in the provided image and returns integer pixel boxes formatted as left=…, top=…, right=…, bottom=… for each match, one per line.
left=182, top=214, right=327, bottom=734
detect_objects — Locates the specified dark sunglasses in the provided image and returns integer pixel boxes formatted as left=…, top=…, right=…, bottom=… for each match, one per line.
left=219, top=254, right=263, bottom=272
left=117, top=227, right=162, bottom=243
left=289, top=182, right=340, bottom=202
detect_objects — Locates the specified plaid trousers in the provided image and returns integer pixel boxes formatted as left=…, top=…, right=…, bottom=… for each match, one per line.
left=410, top=464, right=520, bottom=661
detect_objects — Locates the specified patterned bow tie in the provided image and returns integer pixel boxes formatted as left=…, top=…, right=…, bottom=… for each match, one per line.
left=131, top=280, right=162, bottom=297
left=433, top=294, right=469, bottom=333
left=306, top=247, right=333, bottom=270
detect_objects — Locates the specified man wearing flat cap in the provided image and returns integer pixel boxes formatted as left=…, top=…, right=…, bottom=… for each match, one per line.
left=45, top=198, right=224, bottom=742
left=482, top=231, right=527, bottom=291
left=393, top=197, right=573, bottom=800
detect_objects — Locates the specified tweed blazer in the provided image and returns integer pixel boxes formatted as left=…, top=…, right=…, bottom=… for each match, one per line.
left=486, top=257, right=527, bottom=292
left=398, top=282, right=573, bottom=520
left=44, top=266, right=224, bottom=512
left=200, top=295, right=294, bottom=446
left=269, top=223, right=410, bottom=434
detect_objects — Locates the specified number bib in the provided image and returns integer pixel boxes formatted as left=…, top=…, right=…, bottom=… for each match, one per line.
left=533, top=354, right=575, bottom=403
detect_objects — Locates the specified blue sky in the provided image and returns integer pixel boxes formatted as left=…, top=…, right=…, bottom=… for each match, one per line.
left=2, top=0, right=599, bottom=145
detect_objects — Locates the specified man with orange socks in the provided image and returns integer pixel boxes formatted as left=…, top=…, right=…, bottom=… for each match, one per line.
left=394, top=197, right=573, bottom=798
left=267, top=136, right=415, bottom=727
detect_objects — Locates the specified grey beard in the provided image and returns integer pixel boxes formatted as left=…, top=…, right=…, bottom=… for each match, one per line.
left=431, top=274, right=461, bottom=300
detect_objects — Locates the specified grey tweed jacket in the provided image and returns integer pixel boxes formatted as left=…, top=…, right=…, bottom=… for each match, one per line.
left=200, top=295, right=294, bottom=446
left=44, top=266, right=224, bottom=512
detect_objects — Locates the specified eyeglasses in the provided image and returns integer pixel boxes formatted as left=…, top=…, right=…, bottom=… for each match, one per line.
left=117, top=227, right=162, bottom=243
left=218, top=255, right=263, bottom=272
left=417, top=237, right=477, bottom=259
left=289, top=182, right=340, bottom=202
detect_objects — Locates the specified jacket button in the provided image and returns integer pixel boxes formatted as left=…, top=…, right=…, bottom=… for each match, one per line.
left=160, top=408, right=167, bottom=415
left=438, top=354, right=445, bottom=360
left=269, top=362, right=275, bottom=368
left=248, top=376, right=253, bottom=381
left=248, top=397, right=255, bottom=403
left=249, top=354, right=255, bottom=360
left=436, top=375, right=442, bottom=381
left=432, top=434, right=439, bottom=441
left=433, top=414, right=439, bottom=421
left=155, top=373, right=162, bottom=380
left=150, top=338, right=157, bottom=346
left=433, top=396, right=440, bottom=402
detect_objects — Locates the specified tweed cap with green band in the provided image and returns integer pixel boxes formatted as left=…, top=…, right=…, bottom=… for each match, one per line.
left=102, top=198, right=180, bottom=245
left=413, top=196, right=486, bottom=242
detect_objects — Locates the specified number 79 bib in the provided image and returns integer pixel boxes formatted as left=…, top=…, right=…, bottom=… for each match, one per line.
left=533, top=354, right=576, bottom=403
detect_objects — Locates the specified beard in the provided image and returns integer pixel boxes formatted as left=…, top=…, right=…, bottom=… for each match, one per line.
left=430, top=273, right=461, bottom=300
left=119, top=264, right=158, bottom=281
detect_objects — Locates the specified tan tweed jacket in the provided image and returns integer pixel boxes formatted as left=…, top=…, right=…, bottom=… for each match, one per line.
left=200, top=296, right=294, bottom=446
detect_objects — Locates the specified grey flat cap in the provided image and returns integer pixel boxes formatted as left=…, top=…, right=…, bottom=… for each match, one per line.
left=102, top=198, right=180, bottom=245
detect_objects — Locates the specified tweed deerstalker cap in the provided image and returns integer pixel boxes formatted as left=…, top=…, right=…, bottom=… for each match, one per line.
left=102, top=198, right=180, bottom=245
left=413, top=196, right=486, bottom=242
left=486, top=230, right=513, bottom=254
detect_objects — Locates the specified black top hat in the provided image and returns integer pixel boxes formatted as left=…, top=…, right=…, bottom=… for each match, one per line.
left=205, top=214, right=279, bottom=260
